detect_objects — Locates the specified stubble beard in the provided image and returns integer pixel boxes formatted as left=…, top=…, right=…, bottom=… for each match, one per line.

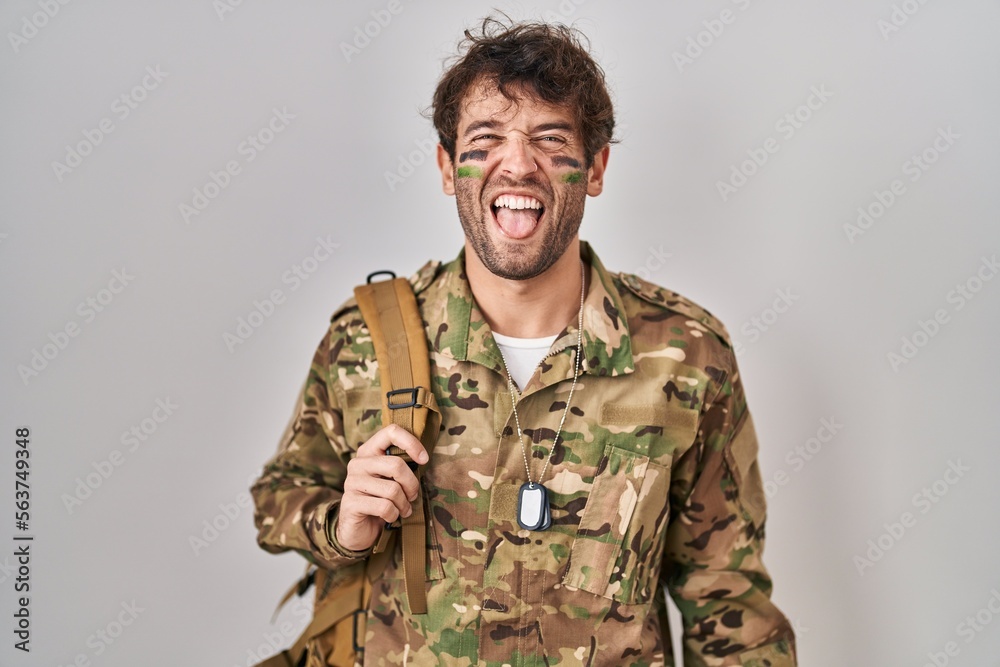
left=454, top=177, right=586, bottom=281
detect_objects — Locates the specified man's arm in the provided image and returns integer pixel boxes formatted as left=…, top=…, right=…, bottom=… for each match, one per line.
left=662, top=347, right=797, bottom=666
left=250, top=325, right=430, bottom=567
left=250, top=329, right=370, bottom=568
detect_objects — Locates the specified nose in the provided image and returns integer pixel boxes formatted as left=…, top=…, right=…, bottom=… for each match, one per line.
left=498, top=136, right=537, bottom=180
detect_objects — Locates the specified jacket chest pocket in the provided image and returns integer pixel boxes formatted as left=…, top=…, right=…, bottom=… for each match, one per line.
left=562, top=443, right=672, bottom=605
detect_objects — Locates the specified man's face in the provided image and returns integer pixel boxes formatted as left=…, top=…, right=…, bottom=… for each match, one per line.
left=437, top=83, right=609, bottom=280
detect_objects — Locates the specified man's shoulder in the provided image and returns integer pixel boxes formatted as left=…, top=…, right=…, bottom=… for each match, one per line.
left=328, top=258, right=444, bottom=325
left=614, top=270, right=733, bottom=350
left=316, top=259, right=444, bottom=390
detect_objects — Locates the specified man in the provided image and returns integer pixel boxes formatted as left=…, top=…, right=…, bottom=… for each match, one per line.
left=252, top=18, right=797, bottom=667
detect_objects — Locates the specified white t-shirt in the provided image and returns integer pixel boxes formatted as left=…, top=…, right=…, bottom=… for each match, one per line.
left=492, top=331, right=558, bottom=392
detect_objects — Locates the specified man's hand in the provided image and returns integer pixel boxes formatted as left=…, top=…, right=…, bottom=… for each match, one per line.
left=334, top=424, right=429, bottom=552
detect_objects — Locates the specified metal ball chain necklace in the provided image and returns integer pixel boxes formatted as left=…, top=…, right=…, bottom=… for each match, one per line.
left=497, top=260, right=585, bottom=532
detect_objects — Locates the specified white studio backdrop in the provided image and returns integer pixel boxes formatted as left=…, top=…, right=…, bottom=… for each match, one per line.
left=1, top=1, right=999, bottom=665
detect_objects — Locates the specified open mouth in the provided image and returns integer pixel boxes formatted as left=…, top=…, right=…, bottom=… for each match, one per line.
left=490, top=194, right=546, bottom=240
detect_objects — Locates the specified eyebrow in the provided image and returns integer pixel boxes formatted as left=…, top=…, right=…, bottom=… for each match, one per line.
left=463, top=120, right=502, bottom=138
left=532, top=122, right=574, bottom=133
left=462, top=120, right=576, bottom=138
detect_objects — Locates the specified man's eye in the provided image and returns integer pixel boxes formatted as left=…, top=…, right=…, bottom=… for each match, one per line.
left=472, top=134, right=501, bottom=143
left=534, top=136, right=568, bottom=148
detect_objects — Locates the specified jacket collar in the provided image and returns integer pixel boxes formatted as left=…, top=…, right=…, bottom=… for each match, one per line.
left=420, top=241, right=635, bottom=394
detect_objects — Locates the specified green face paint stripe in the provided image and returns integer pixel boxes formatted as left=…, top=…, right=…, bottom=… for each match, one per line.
left=456, top=166, right=484, bottom=178
left=561, top=171, right=584, bottom=184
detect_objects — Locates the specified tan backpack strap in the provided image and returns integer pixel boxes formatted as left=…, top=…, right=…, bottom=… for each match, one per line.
left=257, top=550, right=395, bottom=667
left=256, top=573, right=366, bottom=667
left=353, top=276, right=436, bottom=445
left=270, top=563, right=315, bottom=624
left=353, top=275, right=438, bottom=615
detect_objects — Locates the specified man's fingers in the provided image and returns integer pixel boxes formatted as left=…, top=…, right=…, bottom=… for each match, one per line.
left=346, top=455, right=420, bottom=502
left=348, top=456, right=420, bottom=498
left=357, top=424, right=429, bottom=464
left=368, top=497, right=400, bottom=524
left=344, top=474, right=413, bottom=517
left=342, top=425, right=427, bottom=532
left=342, top=494, right=405, bottom=524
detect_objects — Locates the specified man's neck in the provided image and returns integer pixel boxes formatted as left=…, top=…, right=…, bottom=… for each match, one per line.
left=464, top=238, right=587, bottom=339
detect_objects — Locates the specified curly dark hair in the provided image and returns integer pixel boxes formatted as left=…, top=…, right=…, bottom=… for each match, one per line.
left=430, top=16, right=616, bottom=168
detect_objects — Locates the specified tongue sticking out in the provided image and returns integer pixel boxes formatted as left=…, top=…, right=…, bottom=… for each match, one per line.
left=495, top=206, right=542, bottom=239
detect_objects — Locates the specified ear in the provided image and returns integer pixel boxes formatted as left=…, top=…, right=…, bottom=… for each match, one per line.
left=437, top=144, right=455, bottom=195
left=586, top=145, right=611, bottom=197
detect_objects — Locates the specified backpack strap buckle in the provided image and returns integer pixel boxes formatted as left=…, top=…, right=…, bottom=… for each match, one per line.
left=387, top=387, right=421, bottom=409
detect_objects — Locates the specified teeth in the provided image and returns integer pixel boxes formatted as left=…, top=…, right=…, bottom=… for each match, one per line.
left=492, top=194, right=542, bottom=210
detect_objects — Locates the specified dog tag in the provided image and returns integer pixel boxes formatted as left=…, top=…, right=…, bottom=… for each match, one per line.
left=517, top=482, right=550, bottom=531
left=539, top=491, right=551, bottom=530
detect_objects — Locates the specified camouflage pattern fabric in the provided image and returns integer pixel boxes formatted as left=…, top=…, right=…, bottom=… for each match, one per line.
left=251, top=241, right=797, bottom=666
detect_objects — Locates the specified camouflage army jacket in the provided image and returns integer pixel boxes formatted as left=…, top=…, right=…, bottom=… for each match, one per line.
left=252, top=242, right=797, bottom=666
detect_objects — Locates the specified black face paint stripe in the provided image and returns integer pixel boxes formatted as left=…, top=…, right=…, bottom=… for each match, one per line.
left=551, top=156, right=582, bottom=169
left=459, top=150, right=489, bottom=163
